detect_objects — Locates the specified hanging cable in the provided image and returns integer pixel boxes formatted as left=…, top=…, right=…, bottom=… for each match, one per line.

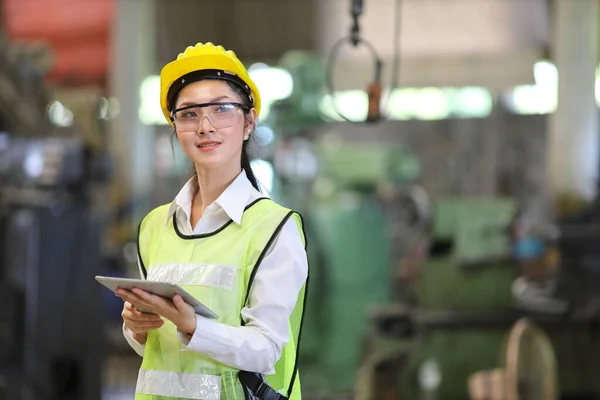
left=384, top=0, right=403, bottom=117
left=325, top=0, right=383, bottom=123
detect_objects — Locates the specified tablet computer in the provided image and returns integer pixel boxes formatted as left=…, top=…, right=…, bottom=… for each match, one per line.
left=95, top=276, right=219, bottom=319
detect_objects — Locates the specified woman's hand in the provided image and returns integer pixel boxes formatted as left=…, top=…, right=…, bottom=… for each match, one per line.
left=121, top=301, right=164, bottom=334
left=117, top=288, right=197, bottom=336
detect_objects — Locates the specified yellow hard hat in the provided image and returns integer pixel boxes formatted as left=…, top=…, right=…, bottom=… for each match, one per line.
left=159, top=42, right=261, bottom=125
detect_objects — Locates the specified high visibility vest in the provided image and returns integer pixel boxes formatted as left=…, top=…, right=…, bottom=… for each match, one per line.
left=134, top=198, right=307, bottom=400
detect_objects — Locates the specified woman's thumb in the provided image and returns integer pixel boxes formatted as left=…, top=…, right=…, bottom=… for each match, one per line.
left=173, top=295, right=186, bottom=310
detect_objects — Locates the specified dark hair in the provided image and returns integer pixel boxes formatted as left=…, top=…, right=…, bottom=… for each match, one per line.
left=225, top=81, right=261, bottom=192
left=171, top=79, right=262, bottom=192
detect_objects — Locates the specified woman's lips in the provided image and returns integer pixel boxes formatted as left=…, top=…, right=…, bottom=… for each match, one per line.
left=196, top=141, right=221, bottom=151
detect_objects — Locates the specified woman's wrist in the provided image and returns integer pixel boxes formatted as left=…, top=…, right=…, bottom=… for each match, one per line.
left=133, top=331, right=149, bottom=345
left=179, top=314, right=197, bottom=337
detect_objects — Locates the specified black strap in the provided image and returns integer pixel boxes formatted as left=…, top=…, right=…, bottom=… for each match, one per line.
left=239, top=211, right=296, bottom=400
left=136, top=219, right=148, bottom=279
left=239, top=371, right=288, bottom=400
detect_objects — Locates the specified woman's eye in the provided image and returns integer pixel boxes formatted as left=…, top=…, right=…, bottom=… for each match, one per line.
left=182, top=111, right=198, bottom=118
left=215, top=105, right=234, bottom=114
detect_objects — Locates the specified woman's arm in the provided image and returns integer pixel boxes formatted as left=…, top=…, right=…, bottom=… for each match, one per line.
left=178, top=217, right=308, bottom=374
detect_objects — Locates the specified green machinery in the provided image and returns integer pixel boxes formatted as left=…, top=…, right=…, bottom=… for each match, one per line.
left=362, top=196, right=600, bottom=399
left=267, top=86, right=411, bottom=396
left=267, top=51, right=600, bottom=399
left=271, top=128, right=526, bottom=397
left=271, top=134, right=418, bottom=395
left=376, top=197, right=520, bottom=399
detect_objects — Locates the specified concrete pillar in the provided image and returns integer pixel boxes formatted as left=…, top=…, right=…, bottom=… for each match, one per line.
left=108, top=0, right=156, bottom=223
left=547, top=0, right=600, bottom=209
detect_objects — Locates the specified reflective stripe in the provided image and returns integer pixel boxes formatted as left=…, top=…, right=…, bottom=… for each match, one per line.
left=136, top=369, right=221, bottom=400
left=147, top=263, right=237, bottom=290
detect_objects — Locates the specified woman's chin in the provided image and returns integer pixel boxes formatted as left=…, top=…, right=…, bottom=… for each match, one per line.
left=190, top=155, right=225, bottom=171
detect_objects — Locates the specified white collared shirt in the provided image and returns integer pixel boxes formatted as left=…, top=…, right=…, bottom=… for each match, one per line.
left=123, top=170, right=309, bottom=374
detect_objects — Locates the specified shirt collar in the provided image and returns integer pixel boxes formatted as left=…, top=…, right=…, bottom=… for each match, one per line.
left=166, top=170, right=254, bottom=226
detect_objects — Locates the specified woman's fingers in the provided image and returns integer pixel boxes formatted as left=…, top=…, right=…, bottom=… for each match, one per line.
left=127, top=321, right=164, bottom=334
left=124, top=304, right=162, bottom=321
left=122, top=301, right=164, bottom=333
left=118, top=289, right=150, bottom=310
left=131, top=320, right=164, bottom=329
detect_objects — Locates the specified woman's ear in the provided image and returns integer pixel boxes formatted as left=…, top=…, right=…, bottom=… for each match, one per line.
left=245, top=108, right=257, bottom=131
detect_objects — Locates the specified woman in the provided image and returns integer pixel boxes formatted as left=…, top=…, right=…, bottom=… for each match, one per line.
left=116, top=42, right=309, bottom=400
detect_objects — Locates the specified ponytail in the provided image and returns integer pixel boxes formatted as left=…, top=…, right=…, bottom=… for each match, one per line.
left=241, top=143, right=261, bottom=192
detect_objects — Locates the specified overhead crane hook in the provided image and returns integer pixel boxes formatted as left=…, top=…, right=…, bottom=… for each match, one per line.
left=326, top=0, right=383, bottom=123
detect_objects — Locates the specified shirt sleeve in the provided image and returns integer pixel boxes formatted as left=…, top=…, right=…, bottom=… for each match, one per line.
left=177, top=217, right=308, bottom=374
left=123, top=324, right=145, bottom=357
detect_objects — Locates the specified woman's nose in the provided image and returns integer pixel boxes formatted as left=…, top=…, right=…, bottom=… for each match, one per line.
left=196, top=114, right=215, bottom=135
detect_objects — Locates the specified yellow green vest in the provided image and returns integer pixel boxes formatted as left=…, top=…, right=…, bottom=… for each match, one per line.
left=134, top=198, right=307, bottom=400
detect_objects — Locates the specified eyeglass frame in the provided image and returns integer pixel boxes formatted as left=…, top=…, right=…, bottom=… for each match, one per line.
left=169, top=101, right=251, bottom=130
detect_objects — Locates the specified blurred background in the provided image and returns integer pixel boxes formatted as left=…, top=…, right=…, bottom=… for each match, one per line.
left=1, top=0, right=600, bottom=399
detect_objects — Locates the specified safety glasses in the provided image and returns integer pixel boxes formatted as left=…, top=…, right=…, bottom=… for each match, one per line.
left=170, top=102, right=248, bottom=130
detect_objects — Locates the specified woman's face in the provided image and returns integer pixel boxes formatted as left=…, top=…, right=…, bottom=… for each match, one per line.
left=173, top=79, right=256, bottom=172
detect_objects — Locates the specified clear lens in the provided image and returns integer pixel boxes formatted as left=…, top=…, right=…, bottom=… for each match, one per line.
left=173, top=103, right=241, bottom=130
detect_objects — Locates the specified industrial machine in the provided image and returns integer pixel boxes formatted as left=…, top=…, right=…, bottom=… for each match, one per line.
left=352, top=187, right=600, bottom=399
left=0, top=135, right=107, bottom=400
left=267, top=62, right=600, bottom=398
left=0, top=36, right=109, bottom=400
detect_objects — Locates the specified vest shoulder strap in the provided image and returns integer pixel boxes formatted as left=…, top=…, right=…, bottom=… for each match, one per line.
left=240, top=205, right=308, bottom=398
left=242, top=208, right=300, bottom=305
left=137, top=204, right=171, bottom=278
